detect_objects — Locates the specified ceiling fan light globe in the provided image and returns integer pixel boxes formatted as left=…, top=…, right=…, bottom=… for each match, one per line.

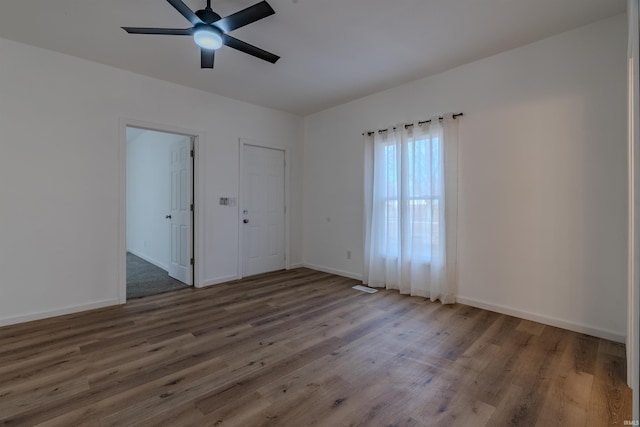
left=194, top=27, right=223, bottom=50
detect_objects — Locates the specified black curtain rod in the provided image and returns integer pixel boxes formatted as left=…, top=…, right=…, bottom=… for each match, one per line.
left=362, top=113, right=463, bottom=136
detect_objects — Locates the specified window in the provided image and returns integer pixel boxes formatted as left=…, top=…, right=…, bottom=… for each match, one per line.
left=375, top=133, right=443, bottom=262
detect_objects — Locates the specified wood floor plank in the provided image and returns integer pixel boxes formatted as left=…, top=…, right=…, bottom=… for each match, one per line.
left=0, top=267, right=631, bottom=426
left=535, top=334, right=594, bottom=427
left=135, top=402, right=207, bottom=427
left=586, top=341, right=632, bottom=426
left=483, top=326, right=568, bottom=426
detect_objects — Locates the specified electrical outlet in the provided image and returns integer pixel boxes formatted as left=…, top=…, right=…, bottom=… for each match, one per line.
left=347, top=250, right=351, bottom=260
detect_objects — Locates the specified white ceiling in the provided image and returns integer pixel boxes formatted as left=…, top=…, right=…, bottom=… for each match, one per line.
left=0, top=0, right=626, bottom=115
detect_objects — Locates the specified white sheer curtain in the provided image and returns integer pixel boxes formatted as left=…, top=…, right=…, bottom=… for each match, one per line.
left=363, top=114, right=459, bottom=304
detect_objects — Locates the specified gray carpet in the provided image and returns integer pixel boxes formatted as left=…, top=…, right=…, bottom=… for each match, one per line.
left=127, top=252, right=190, bottom=299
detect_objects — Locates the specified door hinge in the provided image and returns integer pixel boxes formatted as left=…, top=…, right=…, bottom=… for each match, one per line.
left=190, top=149, right=194, bottom=157
left=190, top=258, right=195, bottom=266
left=190, top=203, right=194, bottom=212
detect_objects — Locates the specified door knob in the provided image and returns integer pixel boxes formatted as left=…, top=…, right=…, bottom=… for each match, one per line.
left=243, top=219, right=249, bottom=224
left=165, top=214, right=172, bottom=219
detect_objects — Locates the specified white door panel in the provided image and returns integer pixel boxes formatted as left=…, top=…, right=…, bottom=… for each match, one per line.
left=242, top=145, right=285, bottom=277
left=168, top=140, right=192, bottom=285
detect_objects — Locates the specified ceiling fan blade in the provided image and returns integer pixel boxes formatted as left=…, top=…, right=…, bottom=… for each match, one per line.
left=214, top=1, right=275, bottom=33
left=201, top=49, right=215, bottom=68
left=166, top=0, right=202, bottom=26
left=122, top=27, right=193, bottom=35
left=224, top=36, right=279, bottom=63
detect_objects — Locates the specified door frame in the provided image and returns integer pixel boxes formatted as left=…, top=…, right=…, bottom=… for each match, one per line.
left=238, top=138, right=290, bottom=279
left=628, top=0, right=640, bottom=419
left=118, top=118, right=206, bottom=303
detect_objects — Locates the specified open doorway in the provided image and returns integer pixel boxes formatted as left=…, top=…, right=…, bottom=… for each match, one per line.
left=125, top=126, right=194, bottom=299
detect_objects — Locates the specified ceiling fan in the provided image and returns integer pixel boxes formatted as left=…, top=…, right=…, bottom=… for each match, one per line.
left=122, top=0, right=280, bottom=69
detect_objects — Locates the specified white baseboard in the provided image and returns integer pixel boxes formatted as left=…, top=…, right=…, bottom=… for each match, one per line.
left=456, top=295, right=625, bottom=343
left=0, top=298, right=120, bottom=328
left=287, top=263, right=304, bottom=269
left=303, top=263, right=363, bottom=281
left=200, top=275, right=239, bottom=288
left=127, top=249, right=168, bottom=271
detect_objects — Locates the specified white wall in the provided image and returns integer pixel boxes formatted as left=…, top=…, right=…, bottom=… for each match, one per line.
left=126, top=129, right=189, bottom=270
left=303, top=15, right=628, bottom=341
left=0, top=37, right=303, bottom=325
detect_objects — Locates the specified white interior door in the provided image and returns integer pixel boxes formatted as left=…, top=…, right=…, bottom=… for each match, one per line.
left=168, top=139, right=192, bottom=285
left=242, top=145, right=285, bottom=277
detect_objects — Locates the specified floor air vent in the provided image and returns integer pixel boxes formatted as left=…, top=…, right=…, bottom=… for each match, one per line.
left=352, top=285, right=378, bottom=294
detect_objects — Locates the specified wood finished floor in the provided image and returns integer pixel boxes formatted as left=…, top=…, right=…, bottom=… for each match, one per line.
left=0, top=268, right=631, bottom=426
